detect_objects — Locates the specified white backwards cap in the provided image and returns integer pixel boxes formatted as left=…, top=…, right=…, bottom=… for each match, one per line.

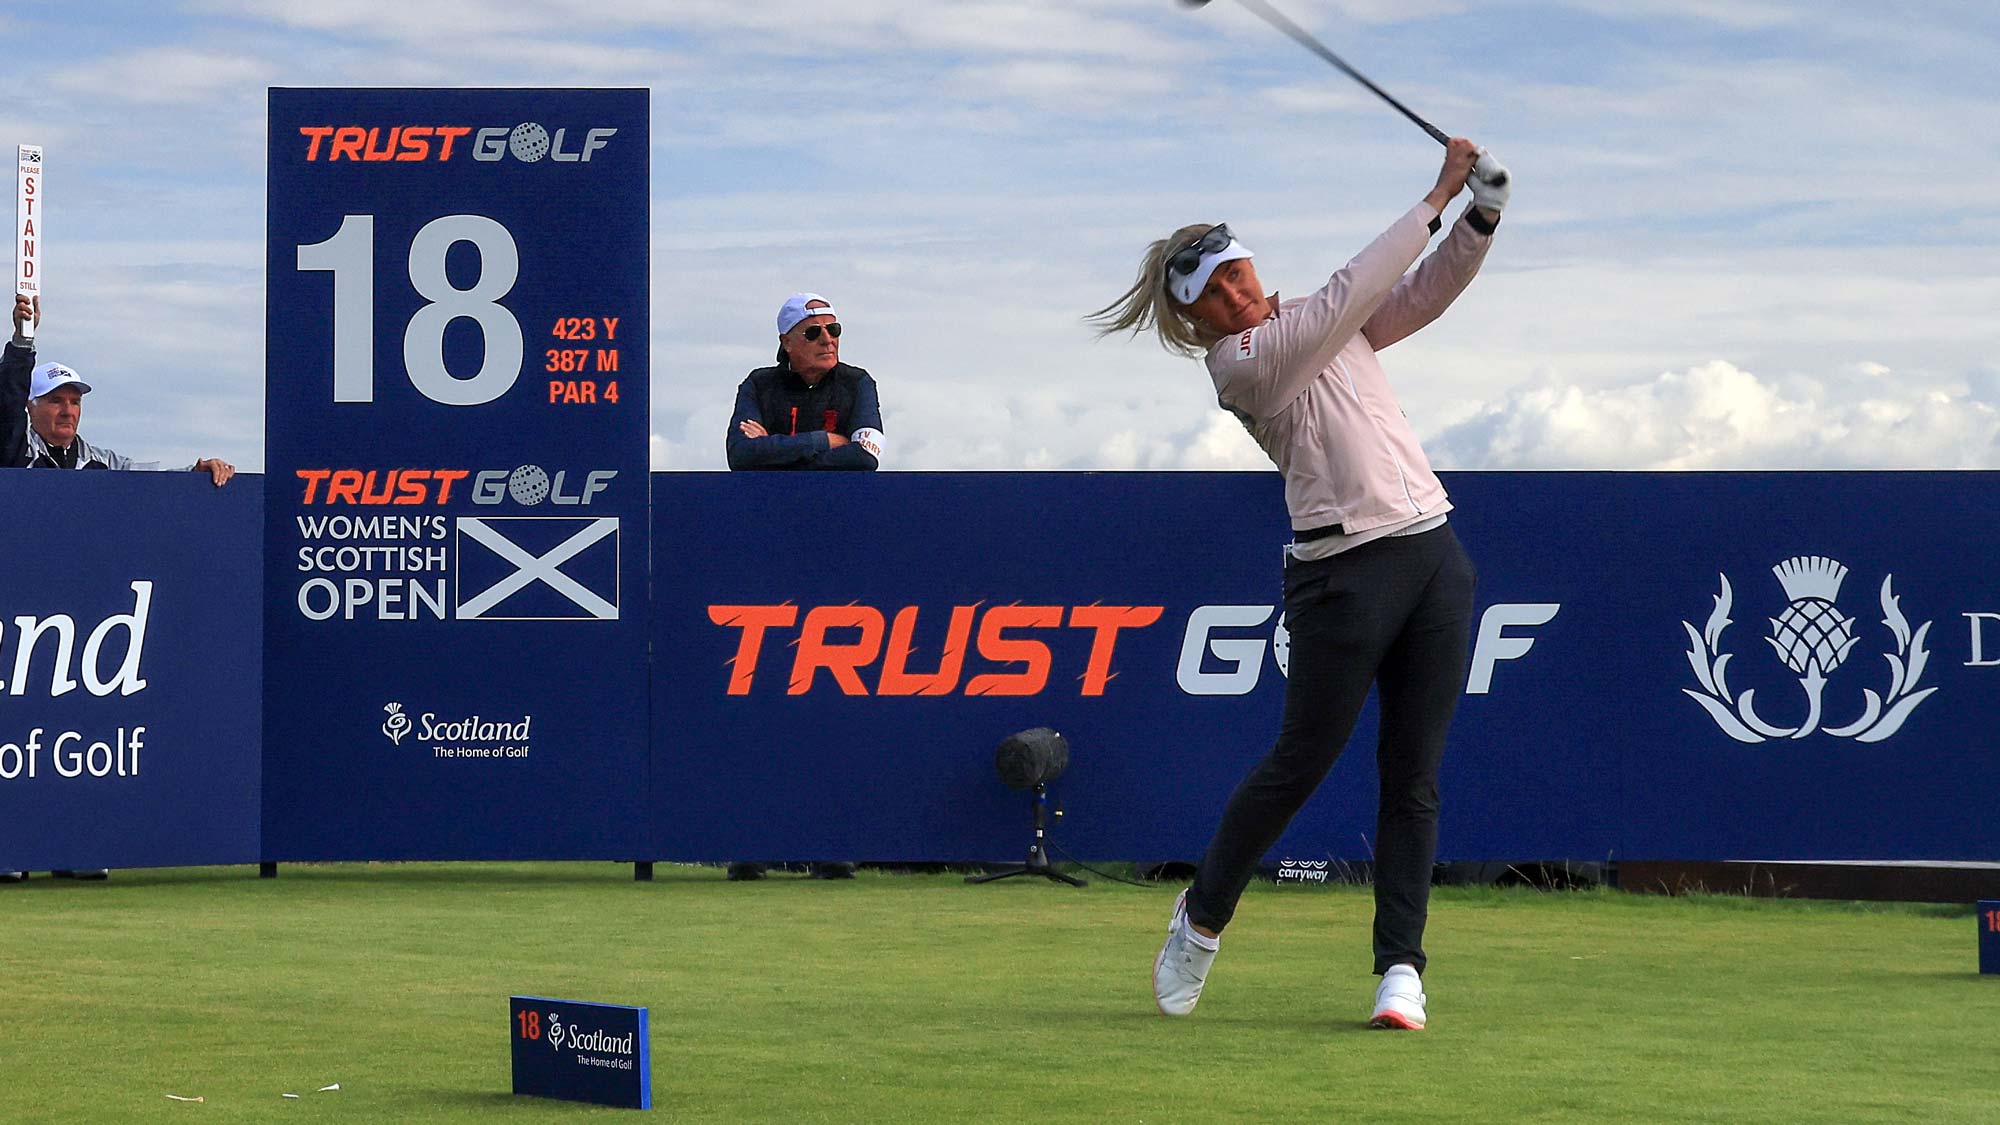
left=776, top=292, right=839, bottom=335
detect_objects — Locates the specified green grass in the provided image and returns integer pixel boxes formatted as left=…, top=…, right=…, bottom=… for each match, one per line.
left=2, top=864, right=1993, bottom=1122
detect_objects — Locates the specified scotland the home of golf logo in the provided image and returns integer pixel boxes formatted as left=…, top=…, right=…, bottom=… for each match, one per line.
left=545, top=1012, right=636, bottom=1057
left=1681, top=555, right=1937, bottom=744
left=378, top=705, right=534, bottom=749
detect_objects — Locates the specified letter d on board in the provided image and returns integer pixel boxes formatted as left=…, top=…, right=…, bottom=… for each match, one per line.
left=1965, top=613, right=2000, bottom=667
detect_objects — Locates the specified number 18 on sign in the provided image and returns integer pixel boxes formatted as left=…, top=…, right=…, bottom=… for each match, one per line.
left=511, top=996, right=651, bottom=1109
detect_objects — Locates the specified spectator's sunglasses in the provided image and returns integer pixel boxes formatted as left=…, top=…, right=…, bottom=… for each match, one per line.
left=799, top=322, right=843, bottom=342
left=1166, top=224, right=1234, bottom=280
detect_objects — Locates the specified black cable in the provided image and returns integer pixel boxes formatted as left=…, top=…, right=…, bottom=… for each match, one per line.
left=1045, top=840, right=1171, bottom=889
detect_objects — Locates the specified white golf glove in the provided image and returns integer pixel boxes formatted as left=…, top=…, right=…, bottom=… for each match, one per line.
left=1469, top=147, right=1510, bottom=215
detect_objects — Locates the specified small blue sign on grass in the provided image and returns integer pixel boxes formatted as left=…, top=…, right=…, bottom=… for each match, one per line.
left=1981, top=901, right=2000, bottom=976
left=510, top=996, right=650, bottom=1109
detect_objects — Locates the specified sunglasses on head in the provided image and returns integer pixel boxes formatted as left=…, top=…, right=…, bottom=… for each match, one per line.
left=799, top=322, right=842, bottom=342
left=1166, top=224, right=1235, bottom=279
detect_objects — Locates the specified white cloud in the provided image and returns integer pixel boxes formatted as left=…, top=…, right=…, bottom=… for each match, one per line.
left=1550, top=0, right=1800, bottom=30
left=193, top=0, right=1184, bottom=59
left=50, top=47, right=274, bottom=106
left=1428, top=359, right=2000, bottom=470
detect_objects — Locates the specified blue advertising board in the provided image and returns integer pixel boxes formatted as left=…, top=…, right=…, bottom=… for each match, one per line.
left=263, top=89, right=650, bottom=859
left=13, top=465, right=1994, bottom=870
left=651, top=471, right=2000, bottom=864
left=510, top=996, right=650, bottom=1109
left=0, top=474, right=261, bottom=871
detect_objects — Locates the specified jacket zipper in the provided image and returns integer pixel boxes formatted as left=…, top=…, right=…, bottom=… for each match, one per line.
left=1334, top=356, right=1423, bottom=515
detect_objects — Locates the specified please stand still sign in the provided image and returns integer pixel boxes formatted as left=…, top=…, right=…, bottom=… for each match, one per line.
left=17, top=143, right=40, bottom=341
left=511, top=996, right=651, bottom=1109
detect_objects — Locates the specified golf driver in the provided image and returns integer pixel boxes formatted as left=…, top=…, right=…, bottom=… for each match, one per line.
left=1180, top=0, right=1507, bottom=187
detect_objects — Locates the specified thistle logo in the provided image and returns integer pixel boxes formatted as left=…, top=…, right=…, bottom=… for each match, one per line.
left=547, top=1013, right=565, bottom=1051
left=1682, top=555, right=1937, bottom=743
left=382, top=703, right=412, bottom=745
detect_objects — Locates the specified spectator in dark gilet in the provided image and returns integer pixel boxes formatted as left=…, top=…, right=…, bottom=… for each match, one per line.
left=726, top=292, right=884, bottom=472
left=718, top=293, right=883, bottom=880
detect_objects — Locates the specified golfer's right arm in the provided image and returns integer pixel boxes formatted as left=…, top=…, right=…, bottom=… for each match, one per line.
left=1219, top=143, right=1481, bottom=421
left=1216, top=209, right=1435, bottom=421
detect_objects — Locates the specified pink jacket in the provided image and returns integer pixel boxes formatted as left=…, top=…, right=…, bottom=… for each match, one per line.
left=1205, top=202, right=1492, bottom=534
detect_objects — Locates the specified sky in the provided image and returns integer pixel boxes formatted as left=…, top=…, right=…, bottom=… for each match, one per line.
left=9, top=0, right=1997, bottom=473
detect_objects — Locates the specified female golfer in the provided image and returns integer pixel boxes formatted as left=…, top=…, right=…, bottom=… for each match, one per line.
left=1091, top=138, right=1508, bottom=1028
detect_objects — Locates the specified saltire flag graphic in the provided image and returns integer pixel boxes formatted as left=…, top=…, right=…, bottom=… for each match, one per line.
left=456, top=517, right=619, bottom=620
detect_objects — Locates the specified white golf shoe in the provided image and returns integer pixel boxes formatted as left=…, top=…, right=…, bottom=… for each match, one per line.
left=1152, top=889, right=1218, bottom=1016
left=1369, top=963, right=1427, bottom=1030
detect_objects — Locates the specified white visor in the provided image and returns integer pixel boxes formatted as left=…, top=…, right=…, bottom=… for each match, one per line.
left=1168, top=240, right=1254, bottom=306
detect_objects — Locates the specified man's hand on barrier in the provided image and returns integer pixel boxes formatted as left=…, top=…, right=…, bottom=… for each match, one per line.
left=195, top=458, right=235, bottom=487
left=737, top=418, right=769, bottom=439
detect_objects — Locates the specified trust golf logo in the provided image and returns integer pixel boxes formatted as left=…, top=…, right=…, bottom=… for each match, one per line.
left=297, top=123, right=618, bottom=163
left=381, top=702, right=411, bottom=745
left=1682, top=555, right=1937, bottom=744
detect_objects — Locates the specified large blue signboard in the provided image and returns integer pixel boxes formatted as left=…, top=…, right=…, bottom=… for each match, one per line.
left=12, top=465, right=1993, bottom=869
left=263, top=89, right=650, bottom=859
left=0, top=475, right=261, bottom=871
left=652, top=471, right=2000, bottom=864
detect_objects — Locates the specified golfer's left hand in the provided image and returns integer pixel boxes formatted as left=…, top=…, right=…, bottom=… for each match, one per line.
left=1469, top=147, right=1510, bottom=214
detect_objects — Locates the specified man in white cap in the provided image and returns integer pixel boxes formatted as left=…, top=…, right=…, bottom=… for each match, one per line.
left=725, top=292, right=884, bottom=472
left=719, top=293, right=879, bottom=882
left=2, top=295, right=234, bottom=483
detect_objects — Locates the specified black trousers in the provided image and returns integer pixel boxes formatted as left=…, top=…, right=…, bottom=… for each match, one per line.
left=1185, top=524, right=1476, bottom=975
